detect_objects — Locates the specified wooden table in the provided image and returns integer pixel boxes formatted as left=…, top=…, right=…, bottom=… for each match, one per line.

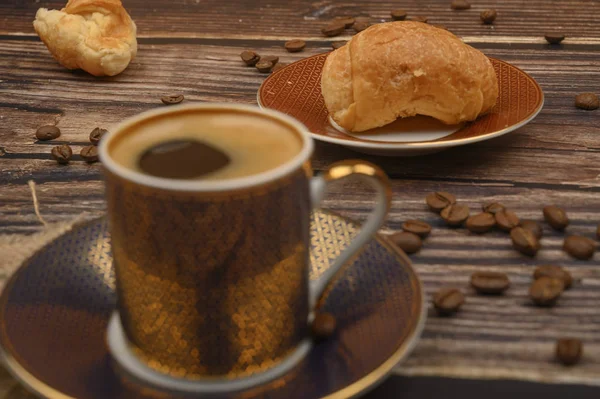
left=1, top=0, right=599, bottom=397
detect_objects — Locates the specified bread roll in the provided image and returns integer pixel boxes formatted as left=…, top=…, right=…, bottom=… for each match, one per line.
left=34, top=0, right=137, bottom=77
left=321, top=22, right=498, bottom=132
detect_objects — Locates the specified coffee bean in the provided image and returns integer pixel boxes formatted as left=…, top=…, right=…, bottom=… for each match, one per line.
left=89, top=127, right=108, bottom=145
left=284, top=40, right=306, bottom=53
left=441, top=204, right=470, bottom=226
left=161, top=94, right=184, bottom=105
left=575, top=93, right=600, bottom=110
left=480, top=9, right=497, bottom=24
left=240, top=50, right=260, bottom=66
left=470, top=271, right=510, bottom=295
left=556, top=338, right=583, bottom=366
left=80, top=145, right=99, bottom=163
left=426, top=191, right=456, bottom=212
left=353, top=21, right=370, bottom=32
left=482, top=202, right=505, bottom=215
left=529, top=277, right=564, bottom=306
left=543, top=205, right=569, bottom=231
left=331, top=41, right=347, bottom=50
left=510, top=227, right=541, bottom=256
left=401, top=220, right=432, bottom=238
left=433, top=288, right=464, bottom=315
left=389, top=232, right=422, bottom=254
left=520, top=220, right=543, bottom=240
left=51, top=144, right=72, bottom=165
left=311, top=312, right=336, bottom=340
left=255, top=60, right=273, bottom=73
left=334, top=16, right=355, bottom=28
left=391, top=9, right=408, bottom=20
left=466, top=212, right=496, bottom=234
left=260, top=55, right=279, bottom=66
left=322, top=21, right=346, bottom=37
left=534, top=265, right=572, bottom=289
left=410, top=16, right=428, bottom=23
left=451, top=0, right=471, bottom=10
left=35, top=125, right=61, bottom=141
left=495, top=210, right=520, bottom=232
left=545, top=33, right=565, bottom=44
left=563, top=235, right=596, bottom=260
left=272, top=63, right=287, bottom=73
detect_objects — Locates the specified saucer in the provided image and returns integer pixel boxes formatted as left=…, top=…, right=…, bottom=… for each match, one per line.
left=257, top=54, right=544, bottom=156
left=0, top=210, right=425, bottom=399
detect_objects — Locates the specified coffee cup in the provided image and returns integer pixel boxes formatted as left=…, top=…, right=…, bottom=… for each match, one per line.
left=99, top=103, right=391, bottom=394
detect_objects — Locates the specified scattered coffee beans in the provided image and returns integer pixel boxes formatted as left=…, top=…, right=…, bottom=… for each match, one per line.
left=520, top=220, right=543, bottom=239
left=480, top=9, right=497, bottom=24
left=89, top=127, right=108, bottom=145
left=240, top=50, right=260, bottom=66
left=441, top=204, right=470, bottom=226
left=466, top=212, right=496, bottom=234
left=543, top=205, right=569, bottom=230
left=545, top=33, right=565, bottom=44
left=534, top=265, right=572, bottom=289
left=331, top=41, right=347, bottom=49
left=556, top=338, right=583, bottom=366
left=482, top=202, right=505, bottom=215
left=470, top=271, right=510, bottom=295
left=284, top=40, right=306, bottom=53
left=311, top=312, right=337, bottom=340
left=433, top=288, right=464, bottom=315
left=353, top=21, right=370, bottom=32
left=389, top=232, right=422, bottom=254
left=495, top=210, right=520, bottom=232
left=510, top=227, right=541, bottom=256
left=260, top=55, right=279, bottom=66
left=529, top=277, right=564, bottom=306
left=391, top=9, right=408, bottom=21
left=80, top=145, right=99, bottom=163
left=426, top=191, right=456, bottom=212
left=410, top=16, right=428, bottom=23
left=575, top=93, right=600, bottom=110
left=334, top=16, right=355, bottom=28
left=401, top=220, right=432, bottom=238
left=563, top=235, right=596, bottom=260
left=322, top=21, right=346, bottom=37
left=51, top=144, right=72, bottom=165
left=35, top=125, right=61, bottom=141
left=161, top=94, right=184, bottom=105
left=451, top=0, right=471, bottom=10
left=255, top=60, right=274, bottom=73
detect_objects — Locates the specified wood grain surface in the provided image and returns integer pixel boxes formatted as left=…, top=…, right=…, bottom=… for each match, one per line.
left=1, top=0, right=600, bottom=397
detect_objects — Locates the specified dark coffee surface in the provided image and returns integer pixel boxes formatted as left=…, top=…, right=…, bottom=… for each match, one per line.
left=138, top=139, right=230, bottom=179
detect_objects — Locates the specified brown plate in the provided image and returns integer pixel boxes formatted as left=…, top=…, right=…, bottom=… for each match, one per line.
left=0, top=210, right=425, bottom=399
left=257, top=53, right=544, bottom=156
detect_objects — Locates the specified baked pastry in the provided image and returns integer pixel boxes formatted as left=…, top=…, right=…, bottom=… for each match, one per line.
left=321, top=22, right=498, bottom=132
left=34, top=0, right=137, bottom=76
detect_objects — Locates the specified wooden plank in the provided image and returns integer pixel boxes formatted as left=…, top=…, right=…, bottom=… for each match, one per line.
left=2, top=0, right=600, bottom=39
left=1, top=40, right=598, bottom=188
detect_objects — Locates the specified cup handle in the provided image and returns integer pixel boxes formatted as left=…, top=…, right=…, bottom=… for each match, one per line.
left=309, top=160, right=392, bottom=309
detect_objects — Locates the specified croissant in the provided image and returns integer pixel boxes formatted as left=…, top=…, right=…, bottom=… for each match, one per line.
left=33, top=0, right=137, bottom=77
left=321, top=22, right=498, bottom=132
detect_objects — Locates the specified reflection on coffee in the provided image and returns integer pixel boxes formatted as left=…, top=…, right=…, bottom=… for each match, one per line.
left=139, top=140, right=231, bottom=179
left=110, top=108, right=303, bottom=180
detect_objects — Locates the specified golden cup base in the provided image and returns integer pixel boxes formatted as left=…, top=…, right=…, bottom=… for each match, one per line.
left=106, top=312, right=313, bottom=395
